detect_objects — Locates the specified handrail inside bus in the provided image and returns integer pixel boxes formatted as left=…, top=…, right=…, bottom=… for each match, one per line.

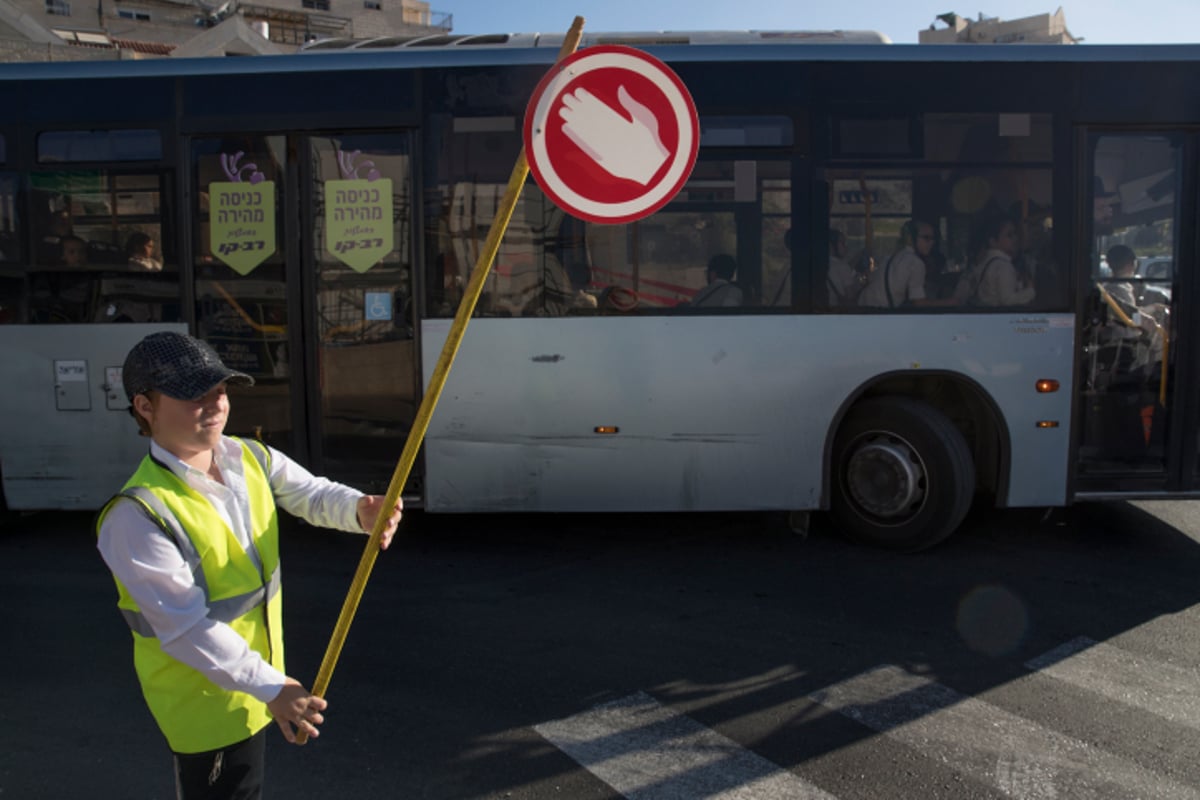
left=1095, top=281, right=1137, bottom=328
left=210, top=281, right=287, bottom=336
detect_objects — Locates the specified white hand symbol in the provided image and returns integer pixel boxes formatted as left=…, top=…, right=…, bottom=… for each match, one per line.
left=559, top=85, right=670, bottom=185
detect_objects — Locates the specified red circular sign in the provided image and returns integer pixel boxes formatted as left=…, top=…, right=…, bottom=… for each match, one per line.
left=524, top=45, right=699, bottom=224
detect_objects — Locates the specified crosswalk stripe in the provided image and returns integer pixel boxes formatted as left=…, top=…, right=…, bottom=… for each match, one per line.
left=809, top=664, right=1200, bottom=799
left=534, top=691, right=838, bottom=800
left=1026, top=636, right=1200, bottom=730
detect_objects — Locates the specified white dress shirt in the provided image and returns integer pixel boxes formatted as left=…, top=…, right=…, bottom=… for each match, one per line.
left=691, top=278, right=743, bottom=308
left=858, top=247, right=927, bottom=308
left=97, top=436, right=365, bottom=704
left=974, top=248, right=1035, bottom=307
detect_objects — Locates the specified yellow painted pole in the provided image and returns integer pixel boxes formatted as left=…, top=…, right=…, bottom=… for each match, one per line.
left=296, top=15, right=587, bottom=745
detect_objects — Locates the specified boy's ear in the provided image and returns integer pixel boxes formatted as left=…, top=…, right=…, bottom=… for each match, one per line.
left=132, top=393, right=155, bottom=420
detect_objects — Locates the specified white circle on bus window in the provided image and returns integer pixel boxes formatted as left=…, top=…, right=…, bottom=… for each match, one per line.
left=524, top=45, right=699, bottom=224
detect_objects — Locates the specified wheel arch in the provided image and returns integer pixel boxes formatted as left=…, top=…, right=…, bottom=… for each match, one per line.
left=820, top=370, right=1012, bottom=510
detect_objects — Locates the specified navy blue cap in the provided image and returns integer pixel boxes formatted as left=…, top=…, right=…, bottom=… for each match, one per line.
left=123, top=331, right=253, bottom=402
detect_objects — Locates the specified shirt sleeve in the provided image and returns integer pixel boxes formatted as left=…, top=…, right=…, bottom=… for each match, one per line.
left=264, top=445, right=365, bottom=534
left=97, top=498, right=287, bottom=703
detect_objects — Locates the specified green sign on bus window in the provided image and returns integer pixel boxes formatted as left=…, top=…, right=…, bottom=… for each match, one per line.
left=209, top=181, right=276, bottom=275
left=30, top=170, right=104, bottom=194
left=325, top=178, right=393, bottom=273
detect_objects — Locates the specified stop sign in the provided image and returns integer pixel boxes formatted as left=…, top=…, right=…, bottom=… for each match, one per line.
left=524, top=45, right=700, bottom=224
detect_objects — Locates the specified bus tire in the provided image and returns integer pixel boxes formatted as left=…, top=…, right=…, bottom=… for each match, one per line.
left=830, top=396, right=975, bottom=552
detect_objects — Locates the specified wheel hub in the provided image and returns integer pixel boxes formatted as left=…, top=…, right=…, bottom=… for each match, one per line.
left=845, top=436, right=925, bottom=519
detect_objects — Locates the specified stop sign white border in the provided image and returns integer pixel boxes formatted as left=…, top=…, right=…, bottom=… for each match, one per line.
left=525, top=46, right=699, bottom=224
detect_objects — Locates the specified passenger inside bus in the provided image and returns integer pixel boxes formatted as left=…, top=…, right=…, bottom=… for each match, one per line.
left=858, top=219, right=955, bottom=308
left=59, top=235, right=88, bottom=267
left=955, top=215, right=1035, bottom=307
left=1094, top=244, right=1166, bottom=375
left=689, top=253, right=743, bottom=307
left=826, top=228, right=865, bottom=306
left=125, top=232, right=163, bottom=272
left=921, top=227, right=957, bottom=301
left=1103, top=246, right=1166, bottom=327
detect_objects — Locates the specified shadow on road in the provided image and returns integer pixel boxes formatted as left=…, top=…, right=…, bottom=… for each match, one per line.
left=3, top=500, right=1197, bottom=798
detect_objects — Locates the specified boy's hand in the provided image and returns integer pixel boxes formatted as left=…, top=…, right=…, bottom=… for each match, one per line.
left=268, top=677, right=327, bottom=744
left=356, top=495, right=403, bottom=549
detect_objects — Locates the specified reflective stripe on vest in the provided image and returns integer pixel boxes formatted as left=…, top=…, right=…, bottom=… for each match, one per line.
left=115, top=482, right=280, bottom=639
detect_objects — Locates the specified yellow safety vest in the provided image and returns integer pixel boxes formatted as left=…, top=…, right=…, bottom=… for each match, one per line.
left=96, top=438, right=285, bottom=754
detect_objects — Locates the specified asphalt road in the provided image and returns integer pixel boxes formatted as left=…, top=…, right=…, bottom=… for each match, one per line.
left=3, top=500, right=1200, bottom=799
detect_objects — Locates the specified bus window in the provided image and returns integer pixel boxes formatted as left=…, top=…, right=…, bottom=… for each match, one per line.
left=440, top=181, right=599, bottom=318
left=924, top=112, right=1053, bottom=163
left=822, top=166, right=1058, bottom=311
left=24, top=169, right=175, bottom=325
left=472, top=158, right=792, bottom=314
left=192, top=135, right=291, bottom=451
left=589, top=159, right=791, bottom=312
left=426, top=113, right=791, bottom=317
left=822, top=112, right=1058, bottom=312
left=584, top=201, right=736, bottom=311
left=37, top=129, right=162, bottom=163
left=834, top=111, right=1054, bottom=162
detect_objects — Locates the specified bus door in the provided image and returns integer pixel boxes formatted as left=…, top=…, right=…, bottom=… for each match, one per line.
left=191, top=136, right=297, bottom=459
left=1076, top=131, right=1199, bottom=492
left=299, top=132, right=418, bottom=492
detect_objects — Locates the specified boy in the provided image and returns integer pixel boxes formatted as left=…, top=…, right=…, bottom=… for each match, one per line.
left=97, top=331, right=402, bottom=799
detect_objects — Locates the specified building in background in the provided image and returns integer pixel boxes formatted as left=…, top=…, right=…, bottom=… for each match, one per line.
left=920, top=8, right=1079, bottom=44
left=0, top=5, right=1083, bottom=64
left=0, top=0, right=449, bottom=60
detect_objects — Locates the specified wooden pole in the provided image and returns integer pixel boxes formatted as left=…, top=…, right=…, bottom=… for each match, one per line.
left=295, top=16, right=587, bottom=745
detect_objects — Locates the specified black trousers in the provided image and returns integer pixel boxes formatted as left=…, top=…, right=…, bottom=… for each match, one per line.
left=173, top=728, right=266, bottom=800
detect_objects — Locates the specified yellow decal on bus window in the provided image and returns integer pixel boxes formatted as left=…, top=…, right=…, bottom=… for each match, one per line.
left=209, top=181, right=276, bottom=275
left=325, top=178, right=393, bottom=273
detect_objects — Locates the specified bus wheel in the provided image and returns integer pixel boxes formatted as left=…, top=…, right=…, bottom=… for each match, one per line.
left=830, top=396, right=975, bottom=552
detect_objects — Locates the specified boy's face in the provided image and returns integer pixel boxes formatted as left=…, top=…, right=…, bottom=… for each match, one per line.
left=62, top=240, right=86, bottom=267
left=135, top=382, right=229, bottom=459
left=915, top=225, right=935, bottom=257
left=991, top=224, right=1018, bottom=257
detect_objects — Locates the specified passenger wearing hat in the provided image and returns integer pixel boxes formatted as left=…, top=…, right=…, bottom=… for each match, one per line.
left=96, top=331, right=402, bottom=800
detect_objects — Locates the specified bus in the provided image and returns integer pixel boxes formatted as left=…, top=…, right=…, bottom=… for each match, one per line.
left=0, top=31, right=1196, bottom=551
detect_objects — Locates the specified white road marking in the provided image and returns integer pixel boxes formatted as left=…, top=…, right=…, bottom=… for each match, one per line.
left=1026, top=636, right=1200, bottom=729
left=809, top=664, right=1200, bottom=799
left=534, top=691, right=838, bottom=799
left=537, top=641, right=1200, bottom=799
